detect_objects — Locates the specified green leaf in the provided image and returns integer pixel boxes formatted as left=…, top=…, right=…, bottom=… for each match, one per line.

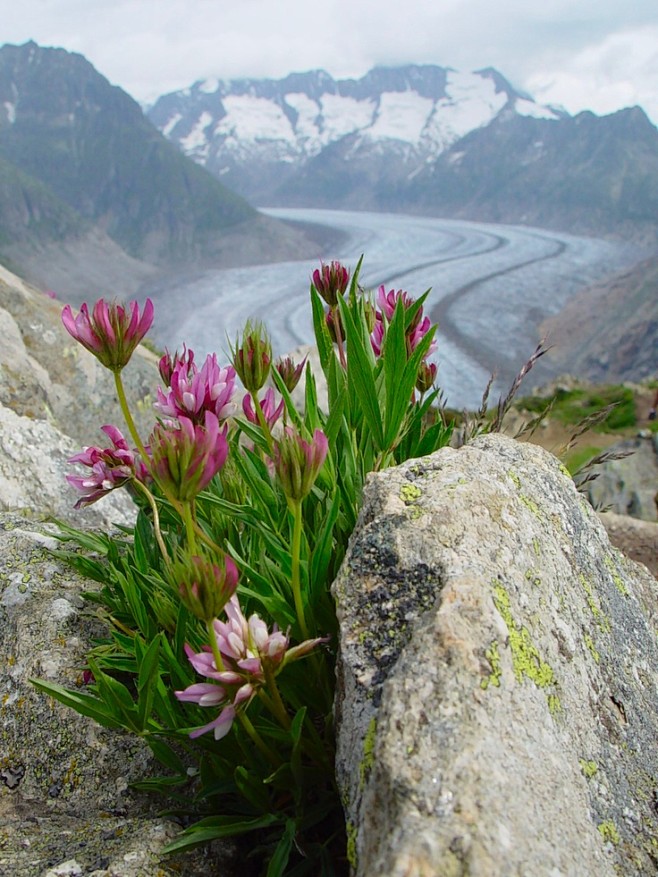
left=266, top=819, right=297, bottom=877
left=162, top=814, right=281, bottom=854
left=30, top=678, right=123, bottom=730
left=338, top=296, right=384, bottom=450
left=136, top=634, right=162, bottom=731
left=310, top=287, right=334, bottom=374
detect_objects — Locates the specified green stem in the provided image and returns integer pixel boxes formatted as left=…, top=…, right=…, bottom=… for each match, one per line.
left=181, top=502, right=198, bottom=554
left=238, top=710, right=281, bottom=767
left=130, top=478, right=170, bottom=565
left=206, top=619, right=225, bottom=673
left=261, top=666, right=291, bottom=730
left=114, top=370, right=148, bottom=462
left=289, top=499, right=309, bottom=639
left=251, top=390, right=274, bottom=453
left=331, top=305, right=347, bottom=369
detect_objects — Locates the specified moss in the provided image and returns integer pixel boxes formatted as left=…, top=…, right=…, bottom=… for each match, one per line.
left=579, top=759, right=598, bottom=778
left=359, top=717, right=377, bottom=790
left=598, top=820, right=621, bottom=845
left=481, top=640, right=502, bottom=690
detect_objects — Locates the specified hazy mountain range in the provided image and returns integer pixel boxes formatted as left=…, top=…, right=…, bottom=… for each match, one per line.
left=0, top=38, right=657, bottom=364
left=148, top=66, right=658, bottom=239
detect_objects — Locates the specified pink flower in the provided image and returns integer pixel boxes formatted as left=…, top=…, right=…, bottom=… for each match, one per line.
left=242, top=388, right=284, bottom=430
left=149, top=410, right=228, bottom=501
left=158, top=345, right=195, bottom=386
left=61, top=298, right=154, bottom=371
left=370, top=285, right=437, bottom=360
left=156, top=353, right=236, bottom=424
left=312, top=261, right=350, bottom=307
left=66, top=424, right=147, bottom=508
left=175, top=593, right=325, bottom=740
left=274, top=355, right=306, bottom=393
left=273, top=428, right=328, bottom=502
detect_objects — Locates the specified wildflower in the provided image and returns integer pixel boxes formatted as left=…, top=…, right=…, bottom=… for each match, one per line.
left=61, top=298, right=154, bottom=372
left=176, top=594, right=325, bottom=740
left=149, top=411, right=228, bottom=501
left=158, top=345, right=195, bottom=386
left=312, top=261, right=350, bottom=307
left=230, top=322, right=272, bottom=393
left=274, top=355, right=306, bottom=393
left=242, top=387, right=284, bottom=430
left=174, top=552, right=239, bottom=623
left=66, top=424, right=147, bottom=508
left=370, top=285, right=437, bottom=360
left=156, top=352, right=236, bottom=424
left=273, top=427, right=328, bottom=502
left=416, top=361, right=438, bottom=394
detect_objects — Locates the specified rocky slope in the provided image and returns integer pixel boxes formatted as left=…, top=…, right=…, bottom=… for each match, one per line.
left=0, top=42, right=324, bottom=302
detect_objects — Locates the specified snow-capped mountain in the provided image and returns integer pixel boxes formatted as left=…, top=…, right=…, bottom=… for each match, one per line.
left=148, top=65, right=563, bottom=203
left=149, top=64, right=658, bottom=238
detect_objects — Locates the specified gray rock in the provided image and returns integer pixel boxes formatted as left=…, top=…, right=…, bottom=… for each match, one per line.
left=333, top=434, right=658, bottom=876
left=585, top=434, right=658, bottom=521
left=0, top=515, right=236, bottom=877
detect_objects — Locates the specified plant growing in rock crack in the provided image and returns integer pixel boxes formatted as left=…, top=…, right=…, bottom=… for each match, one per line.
left=33, top=259, right=456, bottom=875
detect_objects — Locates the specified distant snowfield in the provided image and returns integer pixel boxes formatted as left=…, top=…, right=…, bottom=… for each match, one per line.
left=143, top=209, right=643, bottom=409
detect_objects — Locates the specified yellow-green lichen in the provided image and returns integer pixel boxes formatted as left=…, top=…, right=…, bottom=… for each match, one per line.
left=481, top=640, right=502, bottom=690
left=579, top=759, right=598, bottom=778
left=508, top=470, right=522, bottom=489
left=491, top=583, right=560, bottom=716
left=400, top=483, right=422, bottom=504
left=519, top=494, right=543, bottom=518
left=525, top=569, right=542, bottom=587
left=547, top=693, right=562, bottom=715
left=579, top=574, right=611, bottom=633
left=604, top=555, right=629, bottom=597
left=583, top=633, right=600, bottom=663
left=598, top=820, right=620, bottom=845
left=532, top=538, right=541, bottom=558
left=346, top=819, right=358, bottom=869
left=359, top=717, right=377, bottom=790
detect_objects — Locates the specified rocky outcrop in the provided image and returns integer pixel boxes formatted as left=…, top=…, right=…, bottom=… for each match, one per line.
left=585, top=433, right=658, bottom=522
left=333, top=434, right=658, bottom=876
left=0, top=515, right=236, bottom=876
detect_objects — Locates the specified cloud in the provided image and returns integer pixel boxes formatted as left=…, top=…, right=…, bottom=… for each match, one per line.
left=1, top=0, right=657, bottom=122
left=526, top=27, right=658, bottom=121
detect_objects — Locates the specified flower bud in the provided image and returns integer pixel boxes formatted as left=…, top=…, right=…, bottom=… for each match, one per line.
left=273, top=428, right=328, bottom=502
left=312, top=261, right=350, bottom=307
left=174, top=552, right=239, bottom=622
left=230, top=322, right=272, bottom=393
left=274, top=355, right=306, bottom=393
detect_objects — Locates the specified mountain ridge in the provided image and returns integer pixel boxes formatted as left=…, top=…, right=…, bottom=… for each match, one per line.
left=148, top=63, right=658, bottom=241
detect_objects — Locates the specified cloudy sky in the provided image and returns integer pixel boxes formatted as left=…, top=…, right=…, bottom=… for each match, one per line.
left=2, top=0, right=657, bottom=122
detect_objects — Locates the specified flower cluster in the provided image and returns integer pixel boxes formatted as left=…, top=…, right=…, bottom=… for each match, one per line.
left=370, top=284, right=437, bottom=359
left=273, top=428, right=329, bottom=502
left=62, top=298, right=154, bottom=372
left=66, top=425, right=148, bottom=508
left=176, top=594, right=324, bottom=739
left=156, top=351, right=236, bottom=424
left=242, top=387, right=284, bottom=431
left=312, top=261, right=350, bottom=307
left=174, top=552, right=239, bottom=623
left=149, top=411, right=228, bottom=502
